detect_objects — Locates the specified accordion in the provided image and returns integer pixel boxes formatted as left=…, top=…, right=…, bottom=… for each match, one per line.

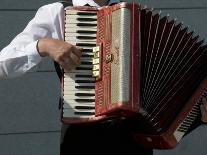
left=60, top=2, right=207, bottom=149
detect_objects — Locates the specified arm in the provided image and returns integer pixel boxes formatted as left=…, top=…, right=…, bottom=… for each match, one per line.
left=37, top=38, right=82, bottom=72
left=0, top=2, right=82, bottom=79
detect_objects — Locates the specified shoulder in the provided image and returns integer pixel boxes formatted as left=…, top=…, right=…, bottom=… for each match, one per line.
left=35, top=2, right=64, bottom=17
left=37, top=2, right=63, bottom=12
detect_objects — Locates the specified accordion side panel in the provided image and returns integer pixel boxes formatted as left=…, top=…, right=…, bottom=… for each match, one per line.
left=111, top=9, right=130, bottom=107
left=95, top=3, right=140, bottom=116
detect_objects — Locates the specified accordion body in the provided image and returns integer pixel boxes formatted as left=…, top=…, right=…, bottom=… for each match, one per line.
left=60, top=2, right=207, bottom=149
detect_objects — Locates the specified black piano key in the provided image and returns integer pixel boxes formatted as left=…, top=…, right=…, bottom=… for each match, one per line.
left=77, top=12, right=97, bottom=16
left=75, top=106, right=95, bottom=110
left=82, top=54, right=93, bottom=58
left=75, top=93, right=95, bottom=96
left=76, top=43, right=96, bottom=46
left=74, top=111, right=95, bottom=115
left=75, top=80, right=94, bottom=83
left=77, top=23, right=97, bottom=27
left=75, top=86, right=95, bottom=89
left=77, top=36, right=96, bottom=40
left=77, top=18, right=97, bottom=22
left=81, top=61, right=93, bottom=65
left=77, top=30, right=96, bottom=34
left=75, top=99, right=95, bottom=102
left=76, top=67, right=92, bottom=70
left=75, top=74, right=93, bottom=78
left=83, top=49, right=93, bottom=53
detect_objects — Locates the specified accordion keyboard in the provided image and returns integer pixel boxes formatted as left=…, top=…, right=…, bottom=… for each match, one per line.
left=63, top=10, right=98, bottom=118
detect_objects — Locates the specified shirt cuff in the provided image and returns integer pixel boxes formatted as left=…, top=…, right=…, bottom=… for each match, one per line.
left=24, top=40, right=42, bottom=71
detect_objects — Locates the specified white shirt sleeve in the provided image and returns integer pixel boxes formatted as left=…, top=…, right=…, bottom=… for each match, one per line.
left=0, top=2, right=64, bottom=79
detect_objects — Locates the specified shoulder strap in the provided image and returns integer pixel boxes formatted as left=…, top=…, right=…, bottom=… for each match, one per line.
left=59, top=1, right=73, bottom=7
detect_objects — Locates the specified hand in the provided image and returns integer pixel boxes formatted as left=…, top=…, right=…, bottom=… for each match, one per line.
left=37, top=38, right=82, bottom=71
left=200, top=97, right=207, bottom=123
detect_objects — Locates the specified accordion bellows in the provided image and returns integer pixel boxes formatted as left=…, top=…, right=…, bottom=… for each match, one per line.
left=60, top=2, right=207, bottom=149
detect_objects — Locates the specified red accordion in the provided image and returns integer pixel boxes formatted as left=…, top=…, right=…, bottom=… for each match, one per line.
left=60, top=2, right=207, bottom=149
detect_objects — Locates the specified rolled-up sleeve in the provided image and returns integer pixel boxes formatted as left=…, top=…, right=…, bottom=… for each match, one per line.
left=0, top=2, right=64, bottom=79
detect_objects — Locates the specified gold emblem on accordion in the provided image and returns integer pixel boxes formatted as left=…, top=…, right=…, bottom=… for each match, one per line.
left=105, top=54, right=113, bottom=63
left=92, top=45, right=114, bottom=77
left=92, top=46, right=100, bottom=77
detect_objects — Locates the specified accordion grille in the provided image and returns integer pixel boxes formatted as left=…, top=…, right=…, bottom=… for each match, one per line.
left=111, top=8, right=130, bottom=104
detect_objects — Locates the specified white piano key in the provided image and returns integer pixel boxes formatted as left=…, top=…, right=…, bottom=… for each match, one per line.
left=66, top=39, right=96, bottom=44
left=65, top=31, right=96, bottom=36
left=65, top=19, right=97, bottom=24
left=66, top=14, right=97, bottom=19
left=63, top=109, right=95, bottom=118
left=65, top=27, right=97, bottom=32
left=63, top=90, right=95, bottom=95
left=65, top=39, right=97, bottom=44
left=64, top=82, right=95, bottom=87
left=63, top=103, right=95, bottom=109
left=64, top=72, right=93, bottom=77
left=64, top=77, right=95, bottom=82
left=64, top=80, right=95, bottom=85
left=63, top=97, right=95, bottom=101
left=64, top=76, right=94, bottom=81
left=63, top=99, right=95, bottom=108
left=64, top=68, right=93, bottom=72
left=64, top=87, right=95, bottom=91
left=65, top=40, right=96, bottom=47
left=65, top=10, right=97, bottom=15
left=64, top=74, right=94, bottom=79
left=64, top=80, right=95, bottom=86
left=64, top=73, right=94, bottom=78
left=65, top=38, right=96, bottom=43
left=64, top=69, right=93, bottom=74
left=64, top=77, right=94, bottom=81
left=64, top=75, right=94, bottom=80
left=65, top=24, right=97, bottom=29
left=63, top=108, right=95, bottom=114
left=66, top=40, right=96, bottom=44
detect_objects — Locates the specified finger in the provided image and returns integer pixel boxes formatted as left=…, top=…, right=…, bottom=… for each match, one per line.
left=70, top=52, right=81, bottom=66
left=58, top=57, right=69, bottom=66
left=72, top=46, right=82, bottom=57
left=61, top=61, right=74, bottom=72
left=60, top=55, right=80, bottom=71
